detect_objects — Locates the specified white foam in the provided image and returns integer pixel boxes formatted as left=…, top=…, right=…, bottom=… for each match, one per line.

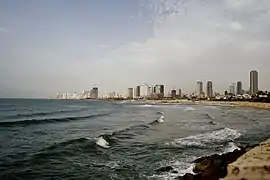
left=105, top=161, right=119, bottom=169
left=149, top=158, right=196, bottom=180
left=224, top=142, right=240, bottom=153
left=142, top=104, right=154, bottom=107
left=184, top=107, right=195, bottom=111
left=96, top=136, right=110, bottom=149
left=157, top=116, right=165, bottom=123
left=166, top=128, right=242, bottom=148
left=204, top=106, right=218, bottom=109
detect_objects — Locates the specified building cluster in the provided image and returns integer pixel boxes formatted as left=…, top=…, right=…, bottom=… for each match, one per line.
left=56, top=87, right=98, bottom=100
left=55, top=70, right=264, bottom=101
left=127, top=84, right=167, bottom=100
left=194, top=70, right=260, bottom=100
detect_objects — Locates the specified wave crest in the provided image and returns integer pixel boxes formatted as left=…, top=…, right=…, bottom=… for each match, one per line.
left=166, top=128, right=242, bottom=148
left=0, top=112, right=112, bottom=127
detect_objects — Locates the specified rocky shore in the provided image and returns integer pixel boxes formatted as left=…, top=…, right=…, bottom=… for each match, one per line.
left=155, top=140, right=270, bottom=180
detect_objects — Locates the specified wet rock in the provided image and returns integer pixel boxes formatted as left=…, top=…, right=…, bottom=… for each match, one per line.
left=175, top=173, right=195, bottom=180
left=155, top=166, right=174, bottom=174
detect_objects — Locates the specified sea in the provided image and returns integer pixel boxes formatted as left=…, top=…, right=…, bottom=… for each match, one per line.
left=0, top=99, right=270, bottom=180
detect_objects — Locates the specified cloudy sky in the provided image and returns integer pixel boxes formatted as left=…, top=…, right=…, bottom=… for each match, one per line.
left=0, top=0, right=269, bottom=98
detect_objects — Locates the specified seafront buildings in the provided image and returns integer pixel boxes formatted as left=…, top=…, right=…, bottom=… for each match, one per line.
left=55, top=70, right=265, bottom=100
left=250, top=70, right=259, bottom=95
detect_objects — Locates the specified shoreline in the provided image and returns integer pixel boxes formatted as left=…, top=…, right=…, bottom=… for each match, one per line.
left=136, top=99, right=270, bottom=110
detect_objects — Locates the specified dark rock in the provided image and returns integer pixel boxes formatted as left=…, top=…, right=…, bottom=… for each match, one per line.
left=175, top=173, right=195, bottom=180
left=155, top=166, right=174, bottom=174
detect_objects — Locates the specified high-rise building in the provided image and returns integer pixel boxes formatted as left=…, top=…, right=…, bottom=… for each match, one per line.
left=178, top=89, right=182, bottom=98
left=236, top=81, right=242, bottom=95
left=127, top=88, right=133, bottom=99
left=197, top=81, right=203, bottom=96
left=171, top=90, right=177, bottom=99
left=250, top=70, right=258, bottom=95
left=90, top=87, right=98, bottom=99
left=229, top=83, right=236, bottom=95
left=160, top=85, right=164, bottom=95
left=136, top=86, right=140, bottom=97
left=206, top=81, right=213, bottom=98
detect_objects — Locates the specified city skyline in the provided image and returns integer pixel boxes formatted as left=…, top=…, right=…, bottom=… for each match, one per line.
left=56, top=69, right=263, bottom=99
left=1, top=0, right=270, bottom=98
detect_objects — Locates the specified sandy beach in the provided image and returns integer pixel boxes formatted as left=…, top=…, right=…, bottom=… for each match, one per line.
left=140, top=99, right=270, bottom=110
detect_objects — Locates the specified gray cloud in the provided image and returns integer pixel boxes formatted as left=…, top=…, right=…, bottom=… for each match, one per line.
left=95, top=0, right=270, bottom=94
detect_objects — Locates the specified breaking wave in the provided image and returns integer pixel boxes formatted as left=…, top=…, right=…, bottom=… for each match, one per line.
left=165, top=128, right=242, bottom=148
left=95, top=136, right=110, bottom=149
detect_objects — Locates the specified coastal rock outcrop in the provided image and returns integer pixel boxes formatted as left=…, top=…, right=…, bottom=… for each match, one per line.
left=175, top=145, right=257, bottom=180
left=223, top=139, right=270, bottom=180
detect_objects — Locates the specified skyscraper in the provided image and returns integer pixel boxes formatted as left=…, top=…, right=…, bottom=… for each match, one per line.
left=236, top=81, right=242, bottom=95
left=178, top=89, right=182, bottom=98
left=250, top=70, right=258, bottom=95
left=127, top=88, right=133, bottom=99
left=197, top=81, right=203, bottom=96
left=136, top=86, right=140, bottom=97
left=160, top=85, right=164, bottom=97
left=206, top=81, right=213, bottom=98
left=229, top=83, right=236, bottom=95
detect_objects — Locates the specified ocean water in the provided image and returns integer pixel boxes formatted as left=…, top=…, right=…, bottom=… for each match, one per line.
left=0, top=99, right=270, bottom=180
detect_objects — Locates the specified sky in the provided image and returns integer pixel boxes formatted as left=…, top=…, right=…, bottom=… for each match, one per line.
left=0, top=0, right=270, bottom=98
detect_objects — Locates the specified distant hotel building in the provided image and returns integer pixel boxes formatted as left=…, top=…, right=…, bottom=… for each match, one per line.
left=197, top=81, right=203, bottom=96
left=206, top=81, right=213, bottom=98
left=236, top=81, right=242, bottom=95
left=250, top=70, right=258, bottom=95
left=90, top=87, right=98, bottom=99
left=127, top=88, right=133, bottom=99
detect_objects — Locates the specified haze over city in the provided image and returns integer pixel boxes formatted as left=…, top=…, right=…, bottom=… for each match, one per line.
left=1, top=0, right=270, bottom=98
